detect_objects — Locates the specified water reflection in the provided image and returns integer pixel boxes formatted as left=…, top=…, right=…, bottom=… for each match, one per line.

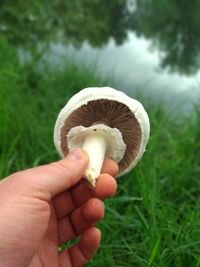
left=1, top=0, right=200, bottom=75
left=128, top=0, right=200, bottom=75
left=1, top=0, right=200, bottom=114
left=50, top=31, right=199, bottom=115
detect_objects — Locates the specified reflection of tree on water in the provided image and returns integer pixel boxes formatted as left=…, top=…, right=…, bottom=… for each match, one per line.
left=126, top=0, right=137, bottom=13
left=1, top=0, right=200, bottom=75
left=130, top=0, right=200, bottom=75
left=0, top=1, right=127, bottom=47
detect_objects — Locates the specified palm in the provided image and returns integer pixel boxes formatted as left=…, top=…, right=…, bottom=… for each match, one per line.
left=28, top=202, right=59, bottom=267
left=28, top=166, right=117, bottom=267
left=0, top=155, right=118, bottom=267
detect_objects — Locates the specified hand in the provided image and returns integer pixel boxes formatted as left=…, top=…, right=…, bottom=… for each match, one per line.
left=0, top=149, right=118, bottom=267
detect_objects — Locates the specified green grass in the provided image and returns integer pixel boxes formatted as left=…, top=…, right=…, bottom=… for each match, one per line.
left=1, top=39, right=200, bottom=267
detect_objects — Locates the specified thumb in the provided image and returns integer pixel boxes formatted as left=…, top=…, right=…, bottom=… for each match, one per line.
left=17, top=149, right=89, bottom=199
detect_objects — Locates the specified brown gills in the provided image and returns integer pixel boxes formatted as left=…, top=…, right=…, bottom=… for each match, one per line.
left=60, top=99, right=142, bottom=174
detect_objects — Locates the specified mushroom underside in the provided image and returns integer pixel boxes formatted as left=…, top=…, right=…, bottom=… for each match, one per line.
left=60, top=99, right=142, bottom=174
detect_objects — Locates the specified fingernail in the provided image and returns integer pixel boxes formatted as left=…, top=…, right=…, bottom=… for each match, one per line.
left=67, top=149, right=87, bottom=161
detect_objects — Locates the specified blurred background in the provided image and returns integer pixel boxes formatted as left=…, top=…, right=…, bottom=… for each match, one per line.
left=0, top=1, right=200, bottom=266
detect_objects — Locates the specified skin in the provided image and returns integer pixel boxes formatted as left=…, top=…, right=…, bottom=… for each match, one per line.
left=0, top=149, right=118, bottom=267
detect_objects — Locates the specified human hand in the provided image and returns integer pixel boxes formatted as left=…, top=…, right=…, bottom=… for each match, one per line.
left=0, top=149, right=118, bottom=267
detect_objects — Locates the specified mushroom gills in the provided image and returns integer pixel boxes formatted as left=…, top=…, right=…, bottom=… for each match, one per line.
left=67, top=123, right=126, bottom=187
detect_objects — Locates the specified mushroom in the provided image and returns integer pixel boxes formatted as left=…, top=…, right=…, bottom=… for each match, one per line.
left=54, top=87, right=150, bottom=187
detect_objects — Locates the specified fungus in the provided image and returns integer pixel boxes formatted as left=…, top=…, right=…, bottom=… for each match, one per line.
left=54, top=87, right=150, bottom=187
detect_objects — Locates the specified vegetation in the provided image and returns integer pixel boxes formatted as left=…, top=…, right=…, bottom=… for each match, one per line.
left=0, top=38, right=200, bottom=267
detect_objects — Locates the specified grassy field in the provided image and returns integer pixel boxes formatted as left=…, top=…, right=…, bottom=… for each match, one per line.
left=1, top=39, right=200, bottom=267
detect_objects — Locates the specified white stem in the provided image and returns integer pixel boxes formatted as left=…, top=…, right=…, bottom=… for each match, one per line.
left=83, top=132, right=108, bottom=187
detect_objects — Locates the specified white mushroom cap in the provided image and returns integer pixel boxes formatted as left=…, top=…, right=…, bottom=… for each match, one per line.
left=54, top=87, right=150, bottom=177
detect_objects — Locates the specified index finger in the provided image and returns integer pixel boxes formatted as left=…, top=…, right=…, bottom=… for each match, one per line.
left=53, top=159, right=118, bottom=219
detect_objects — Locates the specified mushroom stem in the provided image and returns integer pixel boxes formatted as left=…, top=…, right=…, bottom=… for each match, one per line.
left=83, top=132, right=108, bottom=187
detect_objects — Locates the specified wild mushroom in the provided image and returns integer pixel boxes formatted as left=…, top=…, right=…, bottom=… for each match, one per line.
left=54, top=87, right=150, bottom=187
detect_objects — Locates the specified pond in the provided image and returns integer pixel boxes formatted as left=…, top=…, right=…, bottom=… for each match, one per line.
left=2, top=0, right=200, bottom=114
left=50, top=31, right=199, bottom=115
left=48, top=0, right=200, bottom=115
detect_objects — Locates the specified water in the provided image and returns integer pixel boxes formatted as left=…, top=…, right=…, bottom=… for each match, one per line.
left=44, top=0, right=200, bottom=115
left=48, top=31, right=199, bottom=115
left=9, top=0, right=200, bottom=114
